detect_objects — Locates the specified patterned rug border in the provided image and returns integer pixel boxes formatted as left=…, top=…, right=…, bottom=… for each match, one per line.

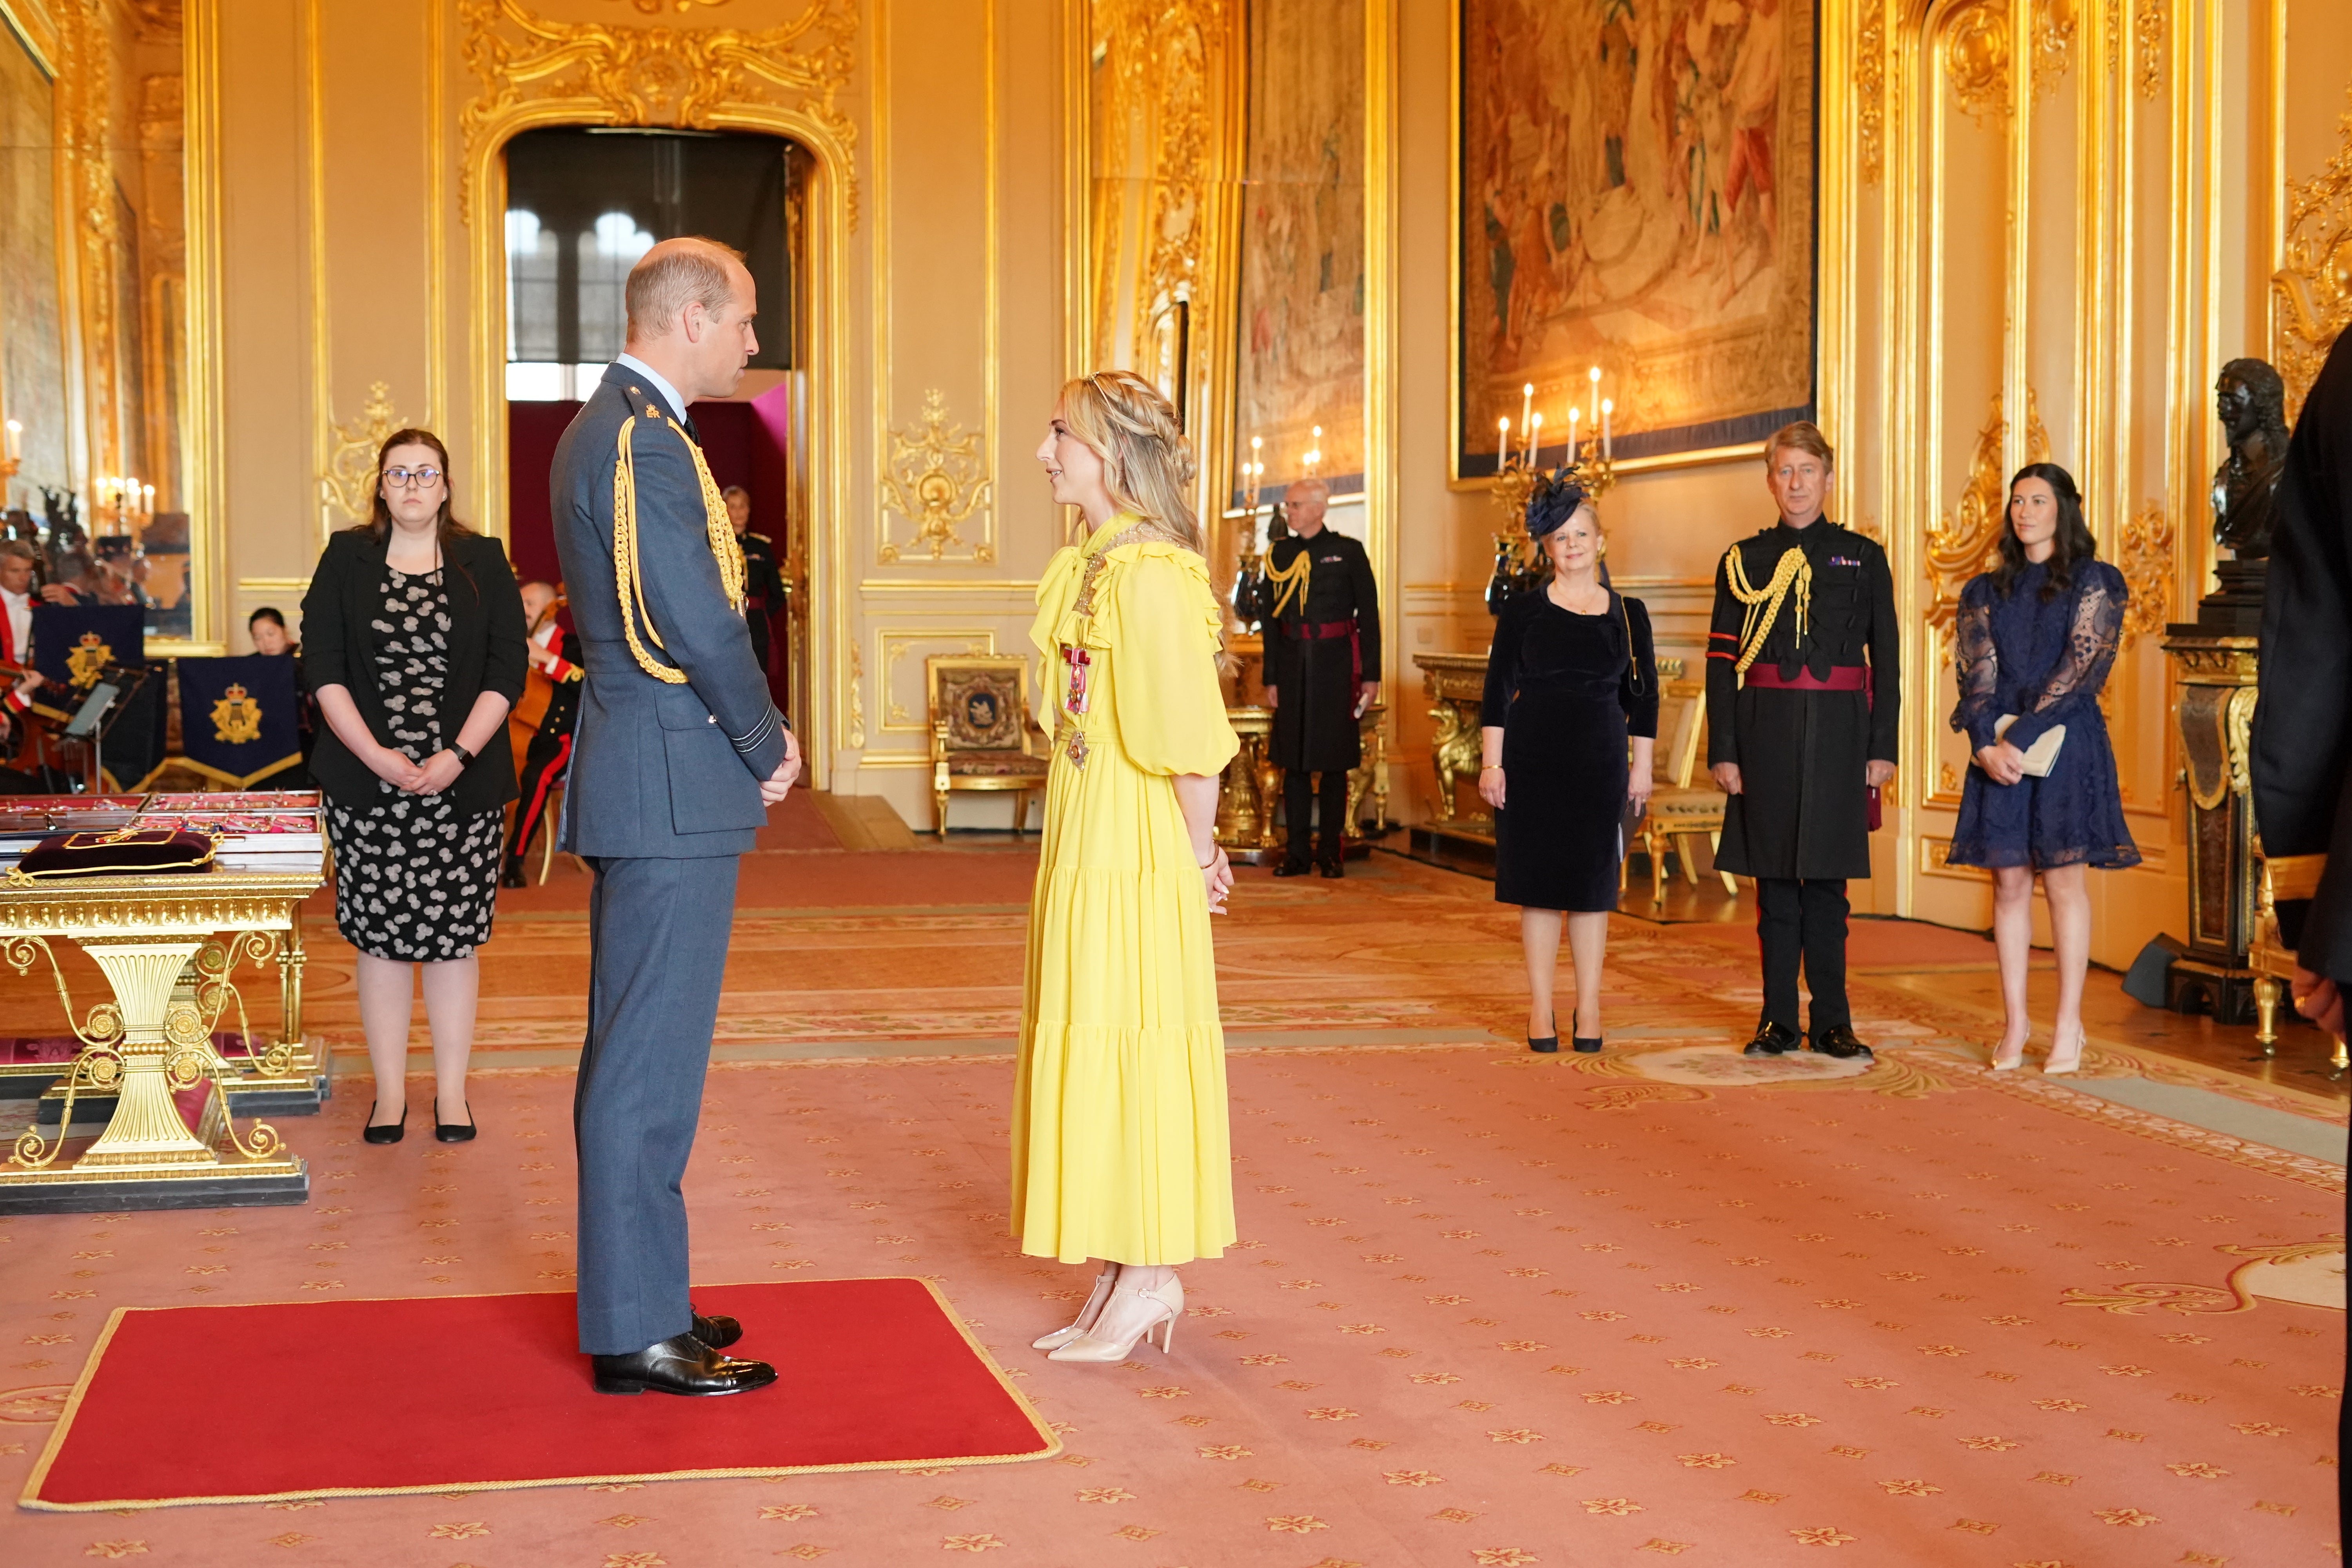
left=1983, top=1069, right=2348, bottom=1194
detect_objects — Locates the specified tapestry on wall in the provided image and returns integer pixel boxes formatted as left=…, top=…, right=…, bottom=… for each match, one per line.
left=1457, top=0, right=1816, bottom=475
left=1232, top=0, right=1367, bottom=505
left=0, top=25, right=71, bottom=502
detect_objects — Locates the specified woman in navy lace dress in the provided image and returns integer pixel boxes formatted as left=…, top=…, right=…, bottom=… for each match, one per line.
left=1947, top=463, right=2140, bottom=1074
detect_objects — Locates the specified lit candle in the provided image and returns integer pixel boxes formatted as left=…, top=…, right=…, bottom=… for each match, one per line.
left=1601, top=398, right=1613, bottom=462
left=1497, top=416, right=1511, bottom=468
left=1525, top=411, right=1543, bottom=467
left=1520, top=383, right=1534, bottom=438
left=3, top=420, right=18, bottom=462
left=1588, top=365, right=1602, bottom=404
left=141, top=482, right=154, bottom=516
left=1567, top=406, right=1581, bottom=463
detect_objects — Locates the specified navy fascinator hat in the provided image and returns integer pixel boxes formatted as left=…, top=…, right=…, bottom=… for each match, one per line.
left=1524, top=469, right=1590, bottom=539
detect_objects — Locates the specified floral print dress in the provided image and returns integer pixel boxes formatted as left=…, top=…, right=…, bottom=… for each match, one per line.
left=323, top=563, right=503, bottom=961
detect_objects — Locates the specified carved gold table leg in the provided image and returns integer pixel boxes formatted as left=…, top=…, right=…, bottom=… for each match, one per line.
left=2251, top=975, right=2281, bottom=1058
left=50, top=937, right=222, bottom=1170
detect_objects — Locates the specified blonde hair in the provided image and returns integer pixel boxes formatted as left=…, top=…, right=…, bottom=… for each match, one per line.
left=1055, top=370, right=1203, bottom=552
left=1764, top=419, right=1835, bottom=471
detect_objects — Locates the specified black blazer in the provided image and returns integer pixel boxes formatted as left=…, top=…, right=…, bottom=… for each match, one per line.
left=300, top=529, right=528, bottom=814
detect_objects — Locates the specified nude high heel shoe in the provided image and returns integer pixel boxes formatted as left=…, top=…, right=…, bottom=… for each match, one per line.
left=1033, top=1267, right=1119, bottom=1351
left=2042, top=1026, right=2087, bottom=1076
left=1989, top=1034, right=2027, bottom=1071
left=1047, top=1272, right=1183, bottom=1362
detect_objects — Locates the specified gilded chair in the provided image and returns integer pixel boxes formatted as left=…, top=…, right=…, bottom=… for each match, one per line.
left=927, top=653, right=1049, bottom=836
left=1630, top=676, right=1735, bottom=901
left=2249, top=843, right=2345, bottom=1072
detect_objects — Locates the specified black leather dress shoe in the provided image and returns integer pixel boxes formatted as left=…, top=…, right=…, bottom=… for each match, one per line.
left=592, top=1332, right=777, bottom=1396
left=433, top=1099, right=476, bottom=1143
left=1273, top=860, right=1314, bottom=877
left=1317, top=857, right=1344, bottom=879
left=691, top=1310, right=742, bottom=1350
left=1742, top=1022, right=1800, bottom=1058
left=363, top=1103, right=406, bottom=1144
left=1811, top=1024, right=1874, bottom=1060
left=499, top=862, right=527, bottom=889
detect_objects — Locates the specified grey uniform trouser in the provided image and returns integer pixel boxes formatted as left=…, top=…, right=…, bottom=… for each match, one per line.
left=573, top=853, right=741, bottom=1354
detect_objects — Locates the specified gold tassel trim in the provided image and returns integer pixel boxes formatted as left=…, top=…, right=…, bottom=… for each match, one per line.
left=1265, top=546, right=1312, bottom=621
left=612, top=409, right=749, bottom=684
left=1722, top=544, right=1811, bottom=675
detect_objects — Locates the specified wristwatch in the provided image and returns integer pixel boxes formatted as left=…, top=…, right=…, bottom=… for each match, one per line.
left=449, top=742, right=475, bottom=766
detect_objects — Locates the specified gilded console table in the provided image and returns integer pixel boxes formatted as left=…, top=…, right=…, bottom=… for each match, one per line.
left=2159, top=632, right=2259, bottom=1024
left=1416, top=652, right=1490, bottom=827
left=0, top=869, right=322, bottom=1214
left=1215, top=703, right=1388, bottom=865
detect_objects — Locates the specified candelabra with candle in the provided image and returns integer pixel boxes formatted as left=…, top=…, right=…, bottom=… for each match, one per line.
left=0, top=419, right=21, bottom=483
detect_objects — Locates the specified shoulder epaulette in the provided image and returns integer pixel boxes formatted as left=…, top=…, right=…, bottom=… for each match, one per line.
left=746, top=531, right=773, bottom=544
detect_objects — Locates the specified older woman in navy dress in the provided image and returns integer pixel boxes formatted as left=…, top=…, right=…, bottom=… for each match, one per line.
left=1479, top=473, right=1658, bottom=1055
left=1947, top=463, right=2140, bottom=1074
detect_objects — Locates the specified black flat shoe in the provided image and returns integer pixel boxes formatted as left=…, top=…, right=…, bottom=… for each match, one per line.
left=692, top=1309, right=742, bottom=1350
left=1317, top=857, right=1345, bottom=878
left=363, top=1102, right=407, bottom=1144
left=499, top=862, right=527, bottom=889
left=1273, top=860, right=1314, bottom=877
left=1811, top=1024, right=1874, bottom=1060
left=1570, top=1011, right=1602, bottom=1054
left=1528, top=1013, right=1558, bottom=1053
left=434, top=1098, right=476, bottom=1143
left=1742, top=1022, right=1800, bottom=1058
left=592, top=1332, right=777, bottom=1396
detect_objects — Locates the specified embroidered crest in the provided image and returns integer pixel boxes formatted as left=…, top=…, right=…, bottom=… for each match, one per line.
left=66, top=632, right=113, bottom=690
left=211, top=682, right=263, bottom=744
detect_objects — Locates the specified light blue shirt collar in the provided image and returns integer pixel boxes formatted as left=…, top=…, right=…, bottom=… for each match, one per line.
left=614, top=353, right=688, bottom=425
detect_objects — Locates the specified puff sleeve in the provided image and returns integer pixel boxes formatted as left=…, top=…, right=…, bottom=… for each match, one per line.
left=1104, top=547, right=1241, bottom=777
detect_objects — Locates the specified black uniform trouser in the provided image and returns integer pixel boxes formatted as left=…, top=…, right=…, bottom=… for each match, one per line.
left=1755, top=877, right=1849, bottom=1033
left=506, top=729, right=573, bottom=871
left=746, top=603, right=772, bottom=678
left=1283, top=767, right=1350, bottom=866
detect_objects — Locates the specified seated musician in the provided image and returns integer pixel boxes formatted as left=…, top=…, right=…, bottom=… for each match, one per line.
left=501, top=579, right=584, bottom=887
left=0, top=542, right=51, bottom=789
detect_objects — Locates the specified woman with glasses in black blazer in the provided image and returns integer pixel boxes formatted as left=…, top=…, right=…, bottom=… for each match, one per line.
left=302, top=429, right=526, bottom=1145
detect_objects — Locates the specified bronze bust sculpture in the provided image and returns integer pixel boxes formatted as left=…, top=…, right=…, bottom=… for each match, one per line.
left=2210, top=357, right=2291, bottom=559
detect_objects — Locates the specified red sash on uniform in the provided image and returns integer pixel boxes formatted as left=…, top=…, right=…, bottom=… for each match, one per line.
left=1285, top=619, right=1362, bottom=686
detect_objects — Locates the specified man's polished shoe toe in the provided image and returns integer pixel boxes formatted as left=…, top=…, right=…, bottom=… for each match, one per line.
left=1811, top=1025, right=1874, bottom=1060
left=691, top=1310, right=743, bottom=1350
left=591, top=1332, right=777, bottom=1396
left=1742, top=1022, right=1800, bottom=1058
left=1273, top=860, right=1314, bottom=877
left=1316, top=857, right=1344, bottom=878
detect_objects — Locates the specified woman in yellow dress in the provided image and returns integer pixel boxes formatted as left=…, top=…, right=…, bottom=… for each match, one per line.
left=1014, top=370, right=1241, bottom=1363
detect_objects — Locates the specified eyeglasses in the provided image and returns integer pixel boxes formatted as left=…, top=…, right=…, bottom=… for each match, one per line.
left=383, top=467, right=443, bottom=488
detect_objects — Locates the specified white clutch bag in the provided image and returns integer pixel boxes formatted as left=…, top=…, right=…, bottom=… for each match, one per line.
left=1993, top=714, right=2065, bottom=777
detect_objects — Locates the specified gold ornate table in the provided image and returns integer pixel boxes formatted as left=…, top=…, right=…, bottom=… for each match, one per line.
left=1414, top=651, right=1491, bottom=826
left=0, top=868, right=323, bottom=1213
left=1215, top=703, right=1388, bottom=865
left=2159, top=632, right=2260, bottom=1024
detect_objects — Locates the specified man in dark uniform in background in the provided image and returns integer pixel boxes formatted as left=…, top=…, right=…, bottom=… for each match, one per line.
left=501, top=579, right=585, bottom=888
left=722, top=485, right=785, bottom=681
left=1263, top=478, right=1381, bottom=878
left=1706, top=421, right=1897, bottom=1060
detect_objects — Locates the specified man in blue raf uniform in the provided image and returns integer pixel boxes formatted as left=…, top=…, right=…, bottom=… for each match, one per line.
left=1705, top=422, right=1898, bottom=1062
left=552, top=236, right=801, bottom=1397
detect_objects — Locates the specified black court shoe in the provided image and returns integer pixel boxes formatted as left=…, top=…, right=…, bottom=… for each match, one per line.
left=1570, top=1009, right=1603, bottom=1054
left=1811, top=1024, right=1874, bottom=1060
left=1317, top=857, right=1345, bottom=879
left=434, top=1098, right=477, bottom=1143
left=592, top=1332, right=777, bottom=1397
left=1273, top=860, right=1315, bottom=877
left=1528, top=1013, right=1559, bottom=1054
left=1742, top=1022, right=1800, bottom=1058
left=692, top=1309, right=743, bottom=1350
left=363, top=1103, right=407, bottom=1144
left=499, top=861, right=528, bottom=889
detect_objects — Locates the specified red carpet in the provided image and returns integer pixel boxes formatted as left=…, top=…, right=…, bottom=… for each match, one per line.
left=24, top=1278, right=1056, bottom=1510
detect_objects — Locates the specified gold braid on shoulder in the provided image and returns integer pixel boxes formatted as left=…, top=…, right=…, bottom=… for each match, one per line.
left=1264, top=545, right=1311, bottom=620
left=1721, top=543, right=1811, bottom=675
left=612, top=406, right=749, bottom=684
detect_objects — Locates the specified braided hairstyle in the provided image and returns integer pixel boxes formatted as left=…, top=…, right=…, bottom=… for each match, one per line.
left=1055, top=370, right=1204, bottom=553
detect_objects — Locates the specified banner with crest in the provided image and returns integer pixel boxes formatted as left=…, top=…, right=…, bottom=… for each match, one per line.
left=26, top=604, right=146, bottom=719
left=171, top=654, right=305, bottom=789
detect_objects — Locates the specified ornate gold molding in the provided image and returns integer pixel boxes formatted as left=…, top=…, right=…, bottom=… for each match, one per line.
left=847, top=642, right=866, bottom=751
left=2134, top=0, right=2163, bottom=99
left=458, top=0, right=858, bottom=223
left=1925, top=390, right=2051, bottom=631
left=613, top=0, right=732, bottom=13
left=2272, top=86, right=2352, bottom=423
left=1857, top=0, right=1886, bottom=183
left=2031, top=0, right=2076, bottom=95
left=877, top=391, right=994, bottom=564
left=319, top=382, right=407, bottom=530
left=1944, top=0, right=2009, bottom=125
left=2117, top=500, right=2174, bottom=651
left=55, top=0, right=124, bottom=479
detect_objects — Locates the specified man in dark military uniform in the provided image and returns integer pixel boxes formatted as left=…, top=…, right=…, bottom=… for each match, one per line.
left=722, top=485, right=786, bottom=679
left=1705, top=421, right=1897, bottom=1060
left=1264, top=478, right=1381, bottom=877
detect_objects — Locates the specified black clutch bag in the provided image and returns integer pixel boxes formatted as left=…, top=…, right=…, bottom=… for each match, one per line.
left=14, top=829, right=217, bottom=879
